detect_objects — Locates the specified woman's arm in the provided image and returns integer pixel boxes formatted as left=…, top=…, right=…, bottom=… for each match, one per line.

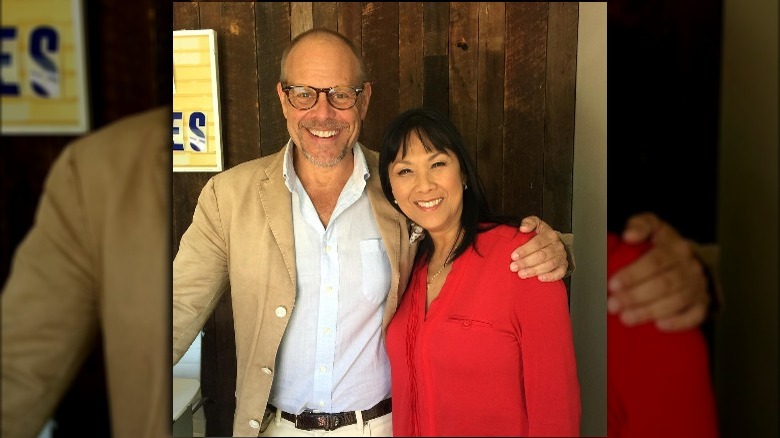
left=515, top=277, right=582, bottom=436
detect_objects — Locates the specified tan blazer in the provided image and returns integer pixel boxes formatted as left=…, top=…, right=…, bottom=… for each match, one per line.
left=1, top=107, right=170, bottom=438
left=172, top=145, right=415, bottom=437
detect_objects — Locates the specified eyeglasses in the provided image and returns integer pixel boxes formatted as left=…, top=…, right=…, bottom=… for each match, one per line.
left=281, top=84, right=364, bottom=110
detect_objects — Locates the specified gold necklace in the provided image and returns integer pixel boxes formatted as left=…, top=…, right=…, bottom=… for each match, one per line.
left=426, top=229, right=462, bottom=290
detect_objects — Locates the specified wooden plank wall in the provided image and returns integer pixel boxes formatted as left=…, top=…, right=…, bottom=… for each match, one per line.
left=172, top=2, right=578, bottom=435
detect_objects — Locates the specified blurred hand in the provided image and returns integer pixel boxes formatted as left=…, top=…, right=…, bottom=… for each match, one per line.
left=510, top=216, right=568, bottom=282
left=608, top=212, right=709, bottom=332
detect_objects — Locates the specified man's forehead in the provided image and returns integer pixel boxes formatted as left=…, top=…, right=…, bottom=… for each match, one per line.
left=291, top=34, right=351, bottom=56
left=286, top=57, right=360, bottom=85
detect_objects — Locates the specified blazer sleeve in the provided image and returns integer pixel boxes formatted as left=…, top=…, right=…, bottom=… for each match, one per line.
left=172, top=177, right=231, bottom=363
left=515, top=277, right=582, bottom=436
left=1, top=146, right=100, bottom=438
left=558, top=232, right=576, bottom=277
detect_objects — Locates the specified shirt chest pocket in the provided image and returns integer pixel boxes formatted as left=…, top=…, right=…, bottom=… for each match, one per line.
left=446, top=315, right=495, bottom=329
left=359, top=239, right=391, bottom=305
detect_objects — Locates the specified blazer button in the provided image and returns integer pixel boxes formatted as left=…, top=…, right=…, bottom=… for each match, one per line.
left=249, top=419, right=260, bottom=429
left=275, top=306, right=287, bottom=318
left=261, top=367, right=273, bottom=375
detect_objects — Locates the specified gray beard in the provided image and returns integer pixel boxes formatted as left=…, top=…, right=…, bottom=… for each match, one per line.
left=301, top=144, right=349, bottom=168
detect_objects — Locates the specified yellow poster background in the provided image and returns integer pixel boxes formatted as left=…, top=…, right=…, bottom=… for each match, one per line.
left=1, top=0, right=89, bottom=134
left=173, top=29, right=223, bottom=172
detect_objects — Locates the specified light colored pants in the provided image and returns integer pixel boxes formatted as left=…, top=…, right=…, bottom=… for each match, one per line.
left=259, top=408, right=393, bottom=437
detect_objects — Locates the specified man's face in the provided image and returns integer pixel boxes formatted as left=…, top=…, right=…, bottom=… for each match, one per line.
left=277, top=36, right=372, bottom=168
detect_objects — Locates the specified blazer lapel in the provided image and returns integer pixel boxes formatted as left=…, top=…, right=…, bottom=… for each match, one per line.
left=257, top=152, right=297, bottom=290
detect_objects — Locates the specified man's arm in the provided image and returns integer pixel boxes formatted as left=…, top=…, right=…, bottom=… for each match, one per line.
left=607, top=212, right=715, bottom=332
left=173, top=177, right=231, bottom=363
left=1, top=146, right=100, bottom=438
left=509, top=216, right=573, bottom=282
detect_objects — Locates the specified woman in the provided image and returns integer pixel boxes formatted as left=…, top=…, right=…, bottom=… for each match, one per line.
left=379, top=108, right=581, bottom=436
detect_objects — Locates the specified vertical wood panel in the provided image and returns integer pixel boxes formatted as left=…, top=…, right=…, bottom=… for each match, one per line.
left=503, top=2, right=548, bottom=217
left=399, top=2, right=424, bottom=111
left=91, top=1, right=162, bottom=126
left=423, top=2, right=450, bottom=115
left=360, top=2, right=399, bottom=152
left=173, top=2, right=200, bottom=30
left=290, top=2, right=313, bottom=38
left=449, top=2, right=479, bottom=162
left=207, top=289, right=237, bottom=437
left=544, top=2, right=578, bottom=232
left=313, top=2, right=338, bottom=31
left=207, top=2, right=260, bottom=167
left=477, top=2, right=506, bottom=213
left=337, top=2, right=362, bottom=53
left=423, top=2, right=449, bottom=56
left=256, top=2, right=291, bottom=157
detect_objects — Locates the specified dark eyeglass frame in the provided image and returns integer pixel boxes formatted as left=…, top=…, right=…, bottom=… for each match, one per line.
left=281, top=84, right=365, bottom=110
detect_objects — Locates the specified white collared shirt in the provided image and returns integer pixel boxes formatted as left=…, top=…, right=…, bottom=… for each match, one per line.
left=269, top=141, right=392, bottom=414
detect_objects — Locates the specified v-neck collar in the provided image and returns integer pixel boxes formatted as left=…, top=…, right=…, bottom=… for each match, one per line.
left=421, top=249, right=470, bottom=321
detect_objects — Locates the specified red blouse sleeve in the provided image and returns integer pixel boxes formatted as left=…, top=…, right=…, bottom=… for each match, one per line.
left=508, top=231, right=582, bottom=436
left=607, top=232, right=718, bottom=438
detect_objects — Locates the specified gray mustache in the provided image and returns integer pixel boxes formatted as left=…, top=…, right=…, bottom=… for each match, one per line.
left=301, top=120, right=348, bottom=131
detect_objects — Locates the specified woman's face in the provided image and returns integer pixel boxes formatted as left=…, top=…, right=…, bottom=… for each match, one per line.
left=389, top=132, right=464, bottom=240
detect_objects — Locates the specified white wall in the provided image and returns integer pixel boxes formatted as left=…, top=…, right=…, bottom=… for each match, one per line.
left=570, top=2, right=607, bottom=437
left=173, top=331, right=202, bottom=380
left=36, top=420, right=55, bottom=438
left=715, top=0, right=779, bottom=435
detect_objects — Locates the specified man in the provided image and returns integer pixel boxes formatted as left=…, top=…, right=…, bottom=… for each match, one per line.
left=172, top=29, right=571, bottom=437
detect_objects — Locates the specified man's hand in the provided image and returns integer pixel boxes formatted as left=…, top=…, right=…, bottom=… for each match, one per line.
left=608, top=212, right=709, bottom=332
left=510, top=216, right=568, bottom=282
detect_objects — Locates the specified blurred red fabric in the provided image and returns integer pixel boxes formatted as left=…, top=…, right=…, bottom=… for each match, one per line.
left=607, top=233, right=718, bottom=438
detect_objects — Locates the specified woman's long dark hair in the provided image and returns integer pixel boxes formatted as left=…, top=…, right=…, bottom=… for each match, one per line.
left=379, top=107, right=520, bottom=264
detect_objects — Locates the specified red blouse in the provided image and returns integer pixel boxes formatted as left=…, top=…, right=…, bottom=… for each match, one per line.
left=607, top=232, right=718, bottom=438
left=386, top=226, right=581, bottom=436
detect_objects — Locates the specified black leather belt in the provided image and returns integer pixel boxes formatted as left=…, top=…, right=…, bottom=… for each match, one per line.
left=272, top=398, right=392, bottom=431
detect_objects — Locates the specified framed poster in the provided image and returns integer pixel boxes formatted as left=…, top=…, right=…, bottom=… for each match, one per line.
left=1, top=0, right=90, bottom=134
left=173, top=29, right=223, bottom=172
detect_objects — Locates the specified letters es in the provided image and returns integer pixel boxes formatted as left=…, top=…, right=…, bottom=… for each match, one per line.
left=173, top=111, right=208, bottom=152
left=1, top=25, right=61, bottom=98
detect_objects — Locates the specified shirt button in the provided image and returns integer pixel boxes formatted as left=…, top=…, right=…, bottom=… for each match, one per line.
left=261, top=367, right=273, bottom=375
left=275, top=306, right=287, bottom=317
left=320, top=365, right=327, bottom=373
left=325, top=245, right=332, bottom=252
left=319, top=401, right=325, bottom=407
left=326, top=286, right=333, bottom=294
left=249, top=419, right=260, bottom=429
left=323, top=327, right=331, bottom=335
